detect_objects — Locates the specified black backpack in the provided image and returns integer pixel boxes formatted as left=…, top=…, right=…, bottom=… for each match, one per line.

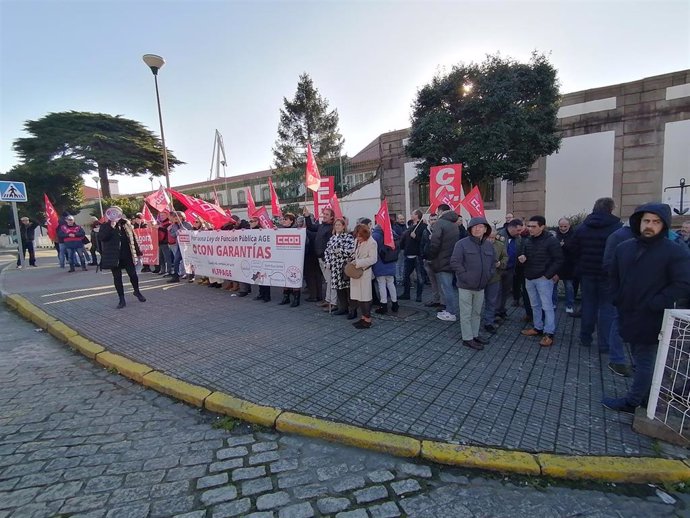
left=379, top=245, right=399, bottom=263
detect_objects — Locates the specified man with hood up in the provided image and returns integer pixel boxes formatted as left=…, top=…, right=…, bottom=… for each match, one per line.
left=450, top=217, right=496, bottom=350
left=570, top=198, right=623, bottom=350
left=602, top=203, right=690, bottom=413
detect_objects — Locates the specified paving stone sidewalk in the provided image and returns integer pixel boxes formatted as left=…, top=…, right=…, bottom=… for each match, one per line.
left=0, top=255, right=662, bottom=456
left=0, top=303, right=684, bottom=517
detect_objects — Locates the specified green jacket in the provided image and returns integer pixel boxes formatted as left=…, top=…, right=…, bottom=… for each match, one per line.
left=489, top=239, right=508, bottom=284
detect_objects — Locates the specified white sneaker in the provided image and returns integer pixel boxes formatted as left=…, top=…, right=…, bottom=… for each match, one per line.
left=436, top=311, right=457, bottom=322
left=565, top=306, right=574, bottom=314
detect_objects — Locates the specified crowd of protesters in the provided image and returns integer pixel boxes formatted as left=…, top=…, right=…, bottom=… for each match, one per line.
left=15, top=196, right=690, bottom=416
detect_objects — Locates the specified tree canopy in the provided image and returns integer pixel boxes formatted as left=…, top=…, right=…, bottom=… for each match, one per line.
left=0, top=161, right=84, bottom=223
left=272, top=73, right=344, bottom=172
left=406, top=53, right=562, bottom=187
left=13, top=111, right=183, bottom=198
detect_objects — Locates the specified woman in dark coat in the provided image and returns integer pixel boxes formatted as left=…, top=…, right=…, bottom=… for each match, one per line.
left=98, top=207, right=147, bottom=309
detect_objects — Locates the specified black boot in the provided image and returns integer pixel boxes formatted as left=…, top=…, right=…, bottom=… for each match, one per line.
left=133, top=292, right=146, bottom=302
left=68, top=266, right=75, bottom=272
left=116, top=297, right=126, bottom=309
left=82, top=265, right=88, bottom=271
left=347, top=310, right=358, bottom=320
left=391, top=301, right=399, bottom=313
left=279, top=292, right=291, bottom=305
left=290, top=292, right=300, bottom=307
left=375, top=304, right=388, bottom=315
left=167, top=275, right=180, bottom=283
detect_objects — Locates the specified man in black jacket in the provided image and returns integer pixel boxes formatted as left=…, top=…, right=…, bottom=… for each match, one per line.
left=570, top=198, right=622, bottom=349
left=519, top=216, right=563, bottom=347
left=16, top=216, right=38, bottom=268
left=399, top=210, right=427, bottom=302
left=304, top=207, right=336, bottom=309
left=602, top=203, right=690, bottom=413
left=428, top=204, right=460, bottom=321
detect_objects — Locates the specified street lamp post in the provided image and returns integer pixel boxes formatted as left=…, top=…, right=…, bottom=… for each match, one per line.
left=92, top=176, right=104, bottom=217
left=142, top=54, right=171, bottom=189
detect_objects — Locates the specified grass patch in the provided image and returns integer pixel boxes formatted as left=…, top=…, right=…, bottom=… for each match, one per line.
left=212, top=416, right=240, bottom=432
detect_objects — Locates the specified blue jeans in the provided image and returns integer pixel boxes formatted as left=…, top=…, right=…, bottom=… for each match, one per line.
left=402, top=256, right=423, bottom=299
left=396, top=253, right=405, bottom=284
left=437, top=272, right=458, bottom=316
left=580, top=276, right=616, bottom=350
left=525, top=277, right=556, bottom=335
left=159, top=244, right=172, bottom=274
left=552, top=279, right=574, bottom=309
left=66, top=246, right=87, bottom=268
left=173, top=245, right=185, bottom=276
left=608, top=312, right=628, bottom=365
left=626, top=343, right=658, bottom=407
left=482, top=281, right=501, bottom=325
left=58, top=243, right=66, bottom=268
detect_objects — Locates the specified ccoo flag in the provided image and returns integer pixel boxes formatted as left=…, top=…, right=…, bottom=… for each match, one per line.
left=461, top=185, right=485, bottom=217
left=305, top=142, right=321, bottom=192
left=268, top=177, right=282, bottom=217
left=375, top=199, right=395, bottom=249
left=44, top=194, right=59, bottom=242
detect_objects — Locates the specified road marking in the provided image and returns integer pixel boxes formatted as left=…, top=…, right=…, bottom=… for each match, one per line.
left=42, top=283, right=183, bottom=304
left=40, top=278, right=164, bottom=297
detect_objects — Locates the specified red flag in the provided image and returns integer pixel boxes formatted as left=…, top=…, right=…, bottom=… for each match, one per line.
left=461, top=185, right=485, bottom=217
left=141, top=204, right=156, bottom=224
left=268, top=177, right=281, bottom=217
left=439, top=192, right=462, bottom=212
left=254, top=206, right=276, bottom=229
left=305, top=142, right=321, bottom=192
left=245, top=187, right=257, bottom=217
left=429, top=164, right=462, bottom=212
left=44, top=194, right=58, bottom=242
left=145, top=186, right=171, bottom=212
left=375, top=199, right=395, bottom=249
left=167, top=187, right=232, bottom=229
left=328, top=193, right=343, bottom=219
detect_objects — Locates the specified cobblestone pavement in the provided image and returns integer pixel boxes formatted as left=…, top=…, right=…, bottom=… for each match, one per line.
left=1, top=254, right=657, bottom=457
left=1, top=303, right=686, bottom=518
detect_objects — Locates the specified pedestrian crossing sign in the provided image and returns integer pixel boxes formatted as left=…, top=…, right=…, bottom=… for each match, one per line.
left=0, top=181, right=27, bottom=202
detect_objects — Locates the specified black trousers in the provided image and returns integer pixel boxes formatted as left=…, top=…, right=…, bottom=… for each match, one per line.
left=111, top=262, right=140, bottom=298
left=17, top=241, right=35, bottom=266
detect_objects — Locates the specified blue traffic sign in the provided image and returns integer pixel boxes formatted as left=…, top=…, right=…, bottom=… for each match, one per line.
left=0, top=181, right=27, bottom=202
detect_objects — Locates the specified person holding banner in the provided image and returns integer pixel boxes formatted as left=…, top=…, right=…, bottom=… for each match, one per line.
left=98, top=207, right=146, bottom=309
left=324, top=218, right=356, bottom=316
left=168, top=212, right=193, bottom=283
left=277, top=213, right=302, bottom=307
left=349, top=224, right=378, bottom=329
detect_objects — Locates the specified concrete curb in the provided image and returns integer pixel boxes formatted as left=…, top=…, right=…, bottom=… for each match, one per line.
left=3, top=287, right=690, bottom=485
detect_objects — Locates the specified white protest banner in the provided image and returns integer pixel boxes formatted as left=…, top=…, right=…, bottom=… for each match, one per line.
left=178, top=229, right=306, bottom=288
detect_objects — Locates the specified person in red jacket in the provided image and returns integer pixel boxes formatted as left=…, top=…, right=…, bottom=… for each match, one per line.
left=57, top=216, right=88, bottom=272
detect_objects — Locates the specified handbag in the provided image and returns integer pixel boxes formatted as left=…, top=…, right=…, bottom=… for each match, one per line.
left=344, top=261, right=363, bottom=279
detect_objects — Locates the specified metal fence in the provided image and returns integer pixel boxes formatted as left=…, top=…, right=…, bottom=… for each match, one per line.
left=647, top=309, right=690, bottom=438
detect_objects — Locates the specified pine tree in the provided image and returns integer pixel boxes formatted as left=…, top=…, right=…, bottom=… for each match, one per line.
left=273, top=73, right=344, bottom=172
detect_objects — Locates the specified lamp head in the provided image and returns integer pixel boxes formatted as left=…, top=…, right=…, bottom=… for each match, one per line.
left=143, top=54, right=166, bottom=75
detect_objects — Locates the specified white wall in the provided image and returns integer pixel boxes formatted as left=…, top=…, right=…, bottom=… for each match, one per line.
left=662, top=120, right=690, bottom=211
left=545, top=131, right=615, bottom=224
left=340, top=180, right=381, bottom=223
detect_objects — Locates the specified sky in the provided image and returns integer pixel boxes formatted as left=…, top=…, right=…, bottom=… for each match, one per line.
left=1, top=0, right=689, bottom=195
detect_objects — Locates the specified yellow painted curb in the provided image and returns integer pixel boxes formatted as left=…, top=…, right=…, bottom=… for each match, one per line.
left=205, top=392, right=281, bottom=428
left=96, top=351, right=153, bottom=383
left=67, top=335, right=105, bottom=359
left=422, top=440, right=541, bottom=475
left=276, top=412, right=420, bottom=458
left=142, top=371, right=211, bottom=407
left=19, top=303, right=57, bottom=329
left=537, top=453, right=690, bottom=483
left=46, top=321, right=79, bottom=343
left=4, top=293, right=22, bottom=309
